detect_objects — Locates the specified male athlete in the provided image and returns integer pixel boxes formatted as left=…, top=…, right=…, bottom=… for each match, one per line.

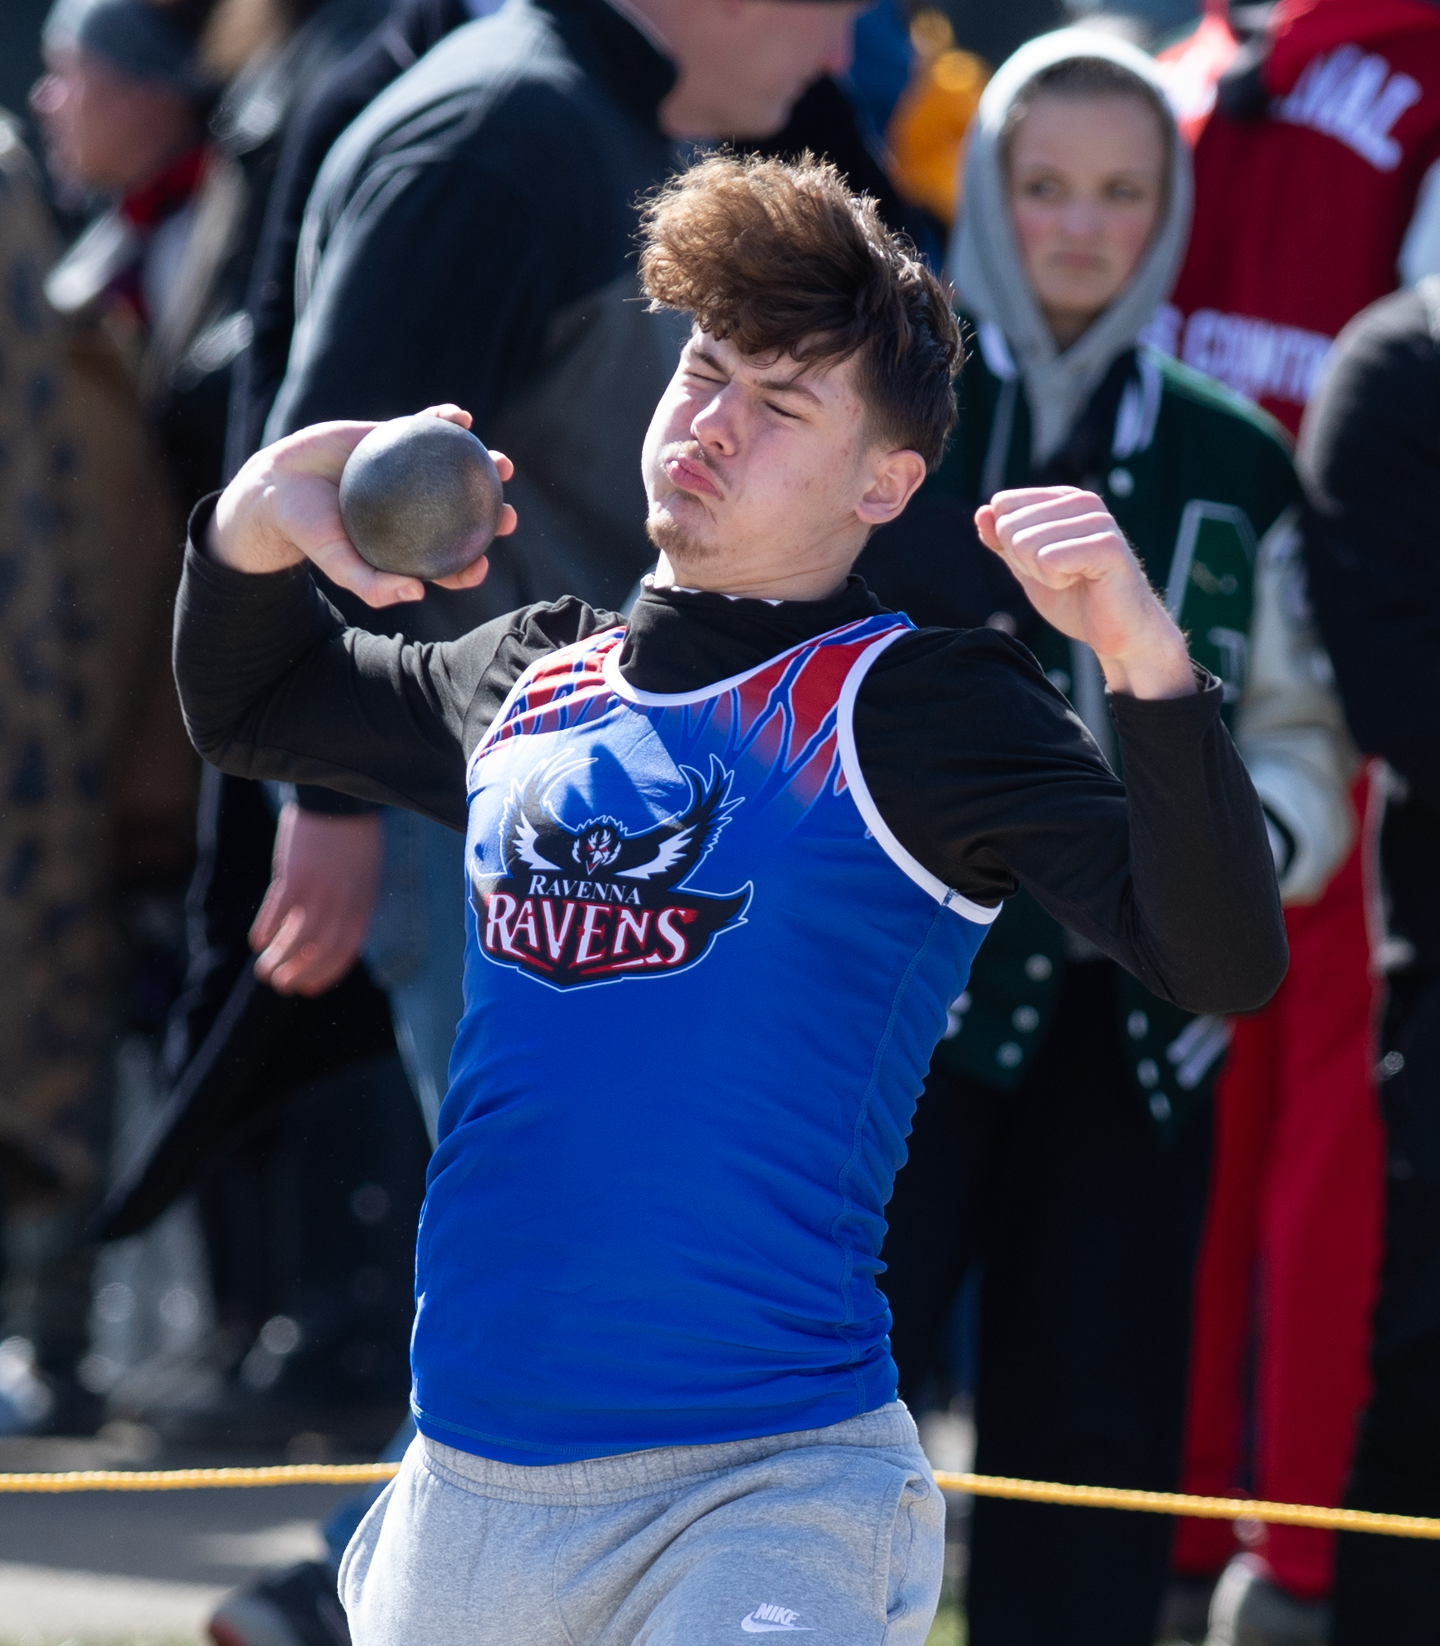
left=174, top=156, right=1287, bottom=1644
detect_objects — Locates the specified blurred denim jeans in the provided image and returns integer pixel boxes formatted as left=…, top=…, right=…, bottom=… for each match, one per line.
left=364, top=806, right=466, bottom=1146
left=322, top=807, right=465, bottom=1564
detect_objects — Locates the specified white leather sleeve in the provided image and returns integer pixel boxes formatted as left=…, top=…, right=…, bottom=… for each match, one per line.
left=1400, top=157, right=1440, bottom=287
left=1235, top=506, right=1359, bottom=905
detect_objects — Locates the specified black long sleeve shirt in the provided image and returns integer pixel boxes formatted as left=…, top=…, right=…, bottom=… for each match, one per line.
left=1301, top=281, right=1440, bottom=968
left=173, top=513, right=1287, bottom=1017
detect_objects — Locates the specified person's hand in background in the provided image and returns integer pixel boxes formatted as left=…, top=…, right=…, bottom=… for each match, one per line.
left=249, top=802, right=383, bottom=995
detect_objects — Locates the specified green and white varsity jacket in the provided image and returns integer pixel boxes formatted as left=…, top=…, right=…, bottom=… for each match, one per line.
left=860, top=320, right=1355, bottom=1137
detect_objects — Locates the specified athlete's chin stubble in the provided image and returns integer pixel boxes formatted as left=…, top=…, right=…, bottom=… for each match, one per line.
left=645, top=507, right=720, bottom=565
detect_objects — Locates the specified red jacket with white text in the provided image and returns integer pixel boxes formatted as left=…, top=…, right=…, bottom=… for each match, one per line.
left=1156, top=0, right=1440, bottom=433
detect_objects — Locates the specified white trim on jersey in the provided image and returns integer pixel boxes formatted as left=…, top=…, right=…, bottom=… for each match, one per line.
left=600, top=616, right=881, bottom=706
left=836, top=630, right=1002, bottom=927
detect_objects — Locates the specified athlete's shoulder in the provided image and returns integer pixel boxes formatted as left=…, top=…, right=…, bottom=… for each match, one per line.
left=447, top=596, right=621, bottom=697
left=450, top=597, right=622, bottom=762
left=495, top=597, right=624, bottom=656
left=866, top=621, right=1060, bottom=706
left=853, top=624, right=1113, bottom=800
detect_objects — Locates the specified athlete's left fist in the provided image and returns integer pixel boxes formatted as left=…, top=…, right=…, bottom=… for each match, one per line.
left=976, top=486, right=1195, bottom=701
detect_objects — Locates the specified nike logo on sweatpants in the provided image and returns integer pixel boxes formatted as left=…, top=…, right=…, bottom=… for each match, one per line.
left=741, top=1604, right=815, bottom=1632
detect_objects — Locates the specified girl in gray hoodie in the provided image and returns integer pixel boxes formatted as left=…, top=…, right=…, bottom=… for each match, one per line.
left=862, top=29, right=1354, bottom=1646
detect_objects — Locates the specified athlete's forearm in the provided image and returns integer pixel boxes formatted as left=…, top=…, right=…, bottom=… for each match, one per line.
left=992, top=679, right=1287, bottom=1014
left=1100, top=676, right=1288, bottom=1013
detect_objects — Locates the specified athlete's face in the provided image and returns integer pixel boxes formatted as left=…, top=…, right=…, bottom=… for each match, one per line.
left=641, top=330, right=926, bottom=602
left=1007, top=92, right=1167, bottom=351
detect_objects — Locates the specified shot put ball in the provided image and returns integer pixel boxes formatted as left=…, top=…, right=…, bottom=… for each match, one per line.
left=338, top=415, right=504, bottom=580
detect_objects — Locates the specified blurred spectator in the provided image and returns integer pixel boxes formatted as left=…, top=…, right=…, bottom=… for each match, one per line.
left=156, top=0, right=390, bottom=503
left=0, top=109, right=114, bottom=1435
left=36, top=0, right=228, bottom=503
left=1151, top=6, right=1440, bottom=1638
left=1157, top=0, right=1440, bottom=433
left=1, top=1, right=257, bottom=1434
left=878, top=2, right=1203, bottom=248
left=885, top=7, right=990, bottom=229
left=0, top=79, right=235, bottom=1434
left=33, top=0, right=425, bottom=1476
left=31, top=0, right=217, bottom=879
left=1301, top=279, right=1440, bottom=1641
left=858, top=28, right=1351, bottom=1646
left=228, top=0, right=500, bottom=473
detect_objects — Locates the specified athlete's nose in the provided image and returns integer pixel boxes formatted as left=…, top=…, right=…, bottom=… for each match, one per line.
left=690, top=384, right=740, bottom=458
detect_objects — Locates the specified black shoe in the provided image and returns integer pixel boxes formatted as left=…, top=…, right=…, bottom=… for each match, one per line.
left=208, top=1561, right=351, bottom=1646
left=1160, top=1576, right=1219, bottom=1643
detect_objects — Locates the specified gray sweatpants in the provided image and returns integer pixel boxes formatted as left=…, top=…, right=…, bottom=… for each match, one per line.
left=339, top=1402, right=943, bottom=1645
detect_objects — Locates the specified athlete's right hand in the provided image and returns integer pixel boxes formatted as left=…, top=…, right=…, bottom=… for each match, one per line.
left=207, top=406, right=518, bottom=608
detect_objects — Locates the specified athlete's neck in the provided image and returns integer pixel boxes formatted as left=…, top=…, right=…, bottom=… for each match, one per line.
left=651, top=553, right=852, bottom=605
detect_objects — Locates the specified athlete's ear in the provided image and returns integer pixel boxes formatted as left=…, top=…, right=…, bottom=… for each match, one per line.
left=855, top=447, right=926, bottom=529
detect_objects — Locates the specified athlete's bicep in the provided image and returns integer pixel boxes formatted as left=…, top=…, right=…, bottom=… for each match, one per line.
left=853, top=627, right=1129, bottom=919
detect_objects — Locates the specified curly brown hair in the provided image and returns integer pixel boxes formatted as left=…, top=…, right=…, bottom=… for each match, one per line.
left=638, top=153, right=963, bottom=471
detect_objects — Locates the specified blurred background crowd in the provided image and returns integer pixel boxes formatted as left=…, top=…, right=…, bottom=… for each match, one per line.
left=0, top=1, right=1436, bottom=1644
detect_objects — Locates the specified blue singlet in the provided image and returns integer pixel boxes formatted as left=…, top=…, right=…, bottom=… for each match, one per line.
left=411, top=613, right=997, bottom=1463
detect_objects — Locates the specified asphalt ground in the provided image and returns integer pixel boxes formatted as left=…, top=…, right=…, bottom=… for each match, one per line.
left=0, top=1432, right=353, bottom=1645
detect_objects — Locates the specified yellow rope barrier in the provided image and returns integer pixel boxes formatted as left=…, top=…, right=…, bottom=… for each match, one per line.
left=0, top=1462, right=1434, bottom=1541
left=0, top=1463, right=400, bottom=1493
left=932, top=1473, right=1440, bottom=1541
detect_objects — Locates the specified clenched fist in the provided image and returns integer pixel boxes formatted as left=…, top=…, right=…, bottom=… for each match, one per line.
left=977, top=486, right=1195, bottom=701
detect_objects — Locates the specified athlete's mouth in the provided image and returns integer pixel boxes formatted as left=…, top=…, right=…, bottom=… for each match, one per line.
left=663, top=451, right=723, bottom=500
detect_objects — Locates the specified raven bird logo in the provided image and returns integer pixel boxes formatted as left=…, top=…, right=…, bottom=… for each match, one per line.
left=575, top=824, right=621, bottom=876
left=471, top=756, right=750, bottom=990
left=501, top=756, right=738, bottom=889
